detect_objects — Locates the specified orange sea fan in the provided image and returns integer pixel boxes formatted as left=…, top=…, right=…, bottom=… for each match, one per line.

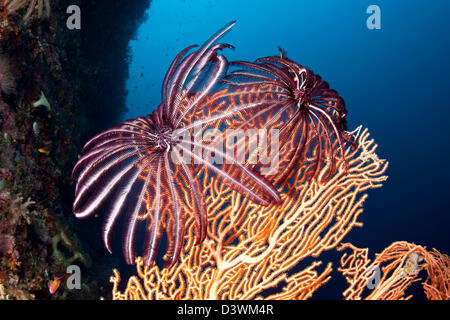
left=338, top=241, right=450, bottom=300
left=110, top=127, right=389, bottom=300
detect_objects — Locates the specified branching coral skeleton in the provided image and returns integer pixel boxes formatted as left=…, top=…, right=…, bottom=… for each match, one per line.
left=338, top=241, right=450, bottom=300
left=110, top=127, right=390, bottom=300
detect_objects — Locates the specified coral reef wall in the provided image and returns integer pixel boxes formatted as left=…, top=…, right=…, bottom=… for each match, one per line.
left=78, top=0, right=152, bottom=140
left=0, top=0, right=151, bottom=299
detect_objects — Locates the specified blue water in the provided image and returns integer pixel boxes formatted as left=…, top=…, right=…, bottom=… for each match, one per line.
left=123, top=0, right=450, bottom=297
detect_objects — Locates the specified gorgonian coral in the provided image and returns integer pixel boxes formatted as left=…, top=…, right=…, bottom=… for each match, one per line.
left=338, top=241, right=450, bottom=300
left=110, top=128, right=389, bottom=300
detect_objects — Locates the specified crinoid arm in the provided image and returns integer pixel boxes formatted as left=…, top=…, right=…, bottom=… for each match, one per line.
left=219, top=54, right=354, bottom=186
left=164, top=21, right=281, bottom=206
left=72, top=22, right=281, bottom=269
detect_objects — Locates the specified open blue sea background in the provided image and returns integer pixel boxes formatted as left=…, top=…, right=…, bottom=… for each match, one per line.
left=121, top=0, right=450, bottom=298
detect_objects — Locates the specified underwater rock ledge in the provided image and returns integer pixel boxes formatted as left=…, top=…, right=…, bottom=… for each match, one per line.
left=0, top=0, right=151, bottom=299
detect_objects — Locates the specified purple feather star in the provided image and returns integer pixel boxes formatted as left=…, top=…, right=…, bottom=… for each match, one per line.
left=72, top=22, right=280, bottom=268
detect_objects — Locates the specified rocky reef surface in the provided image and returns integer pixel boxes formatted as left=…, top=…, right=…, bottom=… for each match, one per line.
left=0, top=0, right=151, bottom=299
